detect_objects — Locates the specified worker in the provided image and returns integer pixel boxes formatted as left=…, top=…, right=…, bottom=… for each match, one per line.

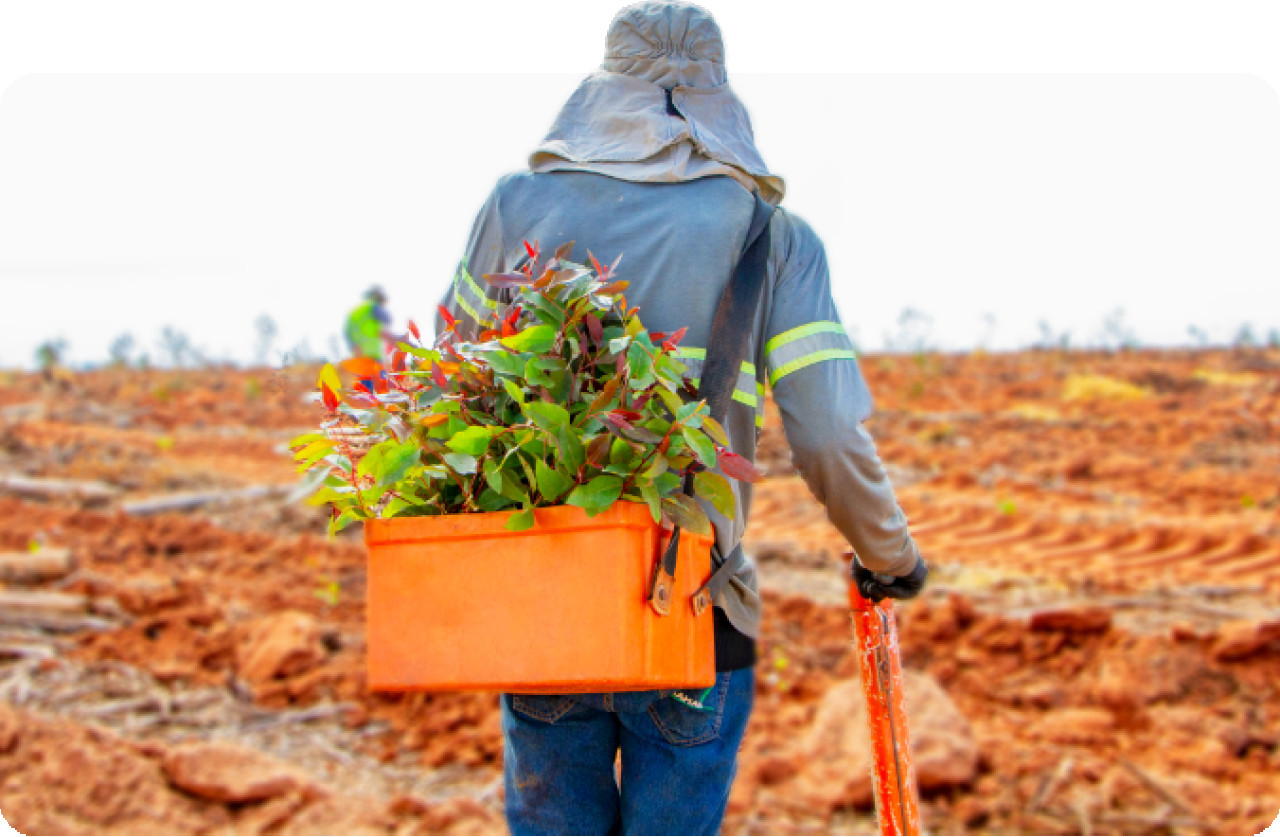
left=436, top=3, right=927, bottom=833
left=345, top=286, right=392, bottom=393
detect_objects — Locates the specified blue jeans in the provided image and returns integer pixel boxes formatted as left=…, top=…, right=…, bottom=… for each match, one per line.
left=501, top=668, right=754, bottom=835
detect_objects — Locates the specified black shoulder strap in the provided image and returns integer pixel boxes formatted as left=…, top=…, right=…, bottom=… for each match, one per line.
left=648, top=194, right=775, bottom=616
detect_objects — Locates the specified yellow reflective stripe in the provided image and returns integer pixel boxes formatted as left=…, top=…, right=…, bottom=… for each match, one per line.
left=764, top=321, right=845, bottom=357
left=451, top=291, right=490, bottom=326
left=689, top=378, right=757, bottom=408
left=769, top=349, right=857, bottom=386
left=458, top=263, right=499, bottom=310
left=673, top=347, right=756, bottom=377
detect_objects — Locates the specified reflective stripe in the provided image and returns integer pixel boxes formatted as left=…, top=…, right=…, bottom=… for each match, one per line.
left=674, top=349, right=759, bottom=409
left=764, top=321, right=846, bottom=356
left=451, top=261, right=497, bottom=325
left=688, top=378, right=758, bottom=409
left=766, top=321, right=856, bottom=386
left=672, top=347, right=756, bottom=377
left=770, top=348, right=857, bottom=385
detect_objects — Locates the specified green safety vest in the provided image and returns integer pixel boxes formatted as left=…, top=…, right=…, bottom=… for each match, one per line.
left=345, top=301, right=383, bottom=358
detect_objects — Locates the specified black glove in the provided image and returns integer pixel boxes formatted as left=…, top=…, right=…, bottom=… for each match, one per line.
left=852, top=556, right=928, bottom=603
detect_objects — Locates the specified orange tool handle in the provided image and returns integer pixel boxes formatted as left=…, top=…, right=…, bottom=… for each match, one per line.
left=850, top=582, right=921, bottom=836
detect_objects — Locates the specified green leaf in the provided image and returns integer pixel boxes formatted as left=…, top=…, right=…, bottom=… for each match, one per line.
left=653, top=470, right=682, bottom=496
left=355, top=441, right=389, bottom=480
left=328, top=507, right=366, bottom=538
left=682, top=427, right=718, bottom=468
left=675, top=400, right=705, bottom=426
left=521, top=292, right=567, bottom=327
left=565, top=474, right=624, bottom=516
left=505, top=506, right=536, bottom=531
left=627, top=341, right=655, bottom=386
left=694, top=471, right=735, bottom=518
left=486, top=350, right=526, bottom=376
left=701, top=416, right=730, bottom=447
left=501, top=324, right=557, bottom=353
left=376, top=441, right=420, bottom=486
left=477, top=489, right=516, bottom=512
left=523, top=400, right=570, bottom=432
left=526, top=356, right=558, bottom=387
left=639, top=481, right=662, bottom=523
left=447, top=425, right=497, bottom=456
left=441, top=451, right=478, bottom=474
left=620, top=424, right=662, bottom=444
left=294, top=439, right=335, bottom=470
left=503, top=379, right=526, bottom=404
left=642, top=455, right=669, bottom=480
left=655, top=386, right=685, bottom=416
left=557, top=426, right=585, bottom=472
left=535, top=459, right=573, bottom=503
left=661, top=494, right=712, bottom=535
left=289, top=432, right=328, bottom=449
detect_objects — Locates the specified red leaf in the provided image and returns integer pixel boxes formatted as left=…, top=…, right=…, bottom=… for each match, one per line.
left=483, top=272, right=532, bottom=289
left=407, top=320, right=421, bottom=341
left=585, top=434, right=611, bottom=466
left=321, top=382, right=339, bottom=412
left=588, top=251, right=605, bottom=278
left=552, top=240, right=575, bottom=264
left=501, top=319, right=516, bottom=338
left=648, top=331, right=667, bottom=343
left=437, top=305, right=456, bottom=331
left=584, top=314, right=603, bottom=347
left=524, top=239, right=540, bottom=261
left=716, top=449, right=764, bottom=483
left=604, top=411, right=634, bottom=431
left=431, top=362, right=448, bottom=388
left=479, top=328, right=500, bottom=341
left=391, top=349, right=407, bottom=373
left=613, top=409, right=643, bottom=421
left=664, top=326, right=687, bottom=349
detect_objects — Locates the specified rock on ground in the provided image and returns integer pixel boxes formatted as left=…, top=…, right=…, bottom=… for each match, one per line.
left=1211, top=618, right=1280, bottom=662
left=161, top=740, right=311, bottom=803
left=236, top=610, right=326, bottom=687
left=792, top=671, right=978, bottom=812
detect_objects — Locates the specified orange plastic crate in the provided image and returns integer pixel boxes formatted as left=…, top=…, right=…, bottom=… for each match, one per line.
left=365, top=502, right=715, bottom=693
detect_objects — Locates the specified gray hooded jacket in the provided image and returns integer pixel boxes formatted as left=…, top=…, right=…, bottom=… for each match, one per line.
left=437, top=1, right=920, bottom=642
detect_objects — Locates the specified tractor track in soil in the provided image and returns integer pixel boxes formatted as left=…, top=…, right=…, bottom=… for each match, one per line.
left=0, top=350, right=1277, bottom=835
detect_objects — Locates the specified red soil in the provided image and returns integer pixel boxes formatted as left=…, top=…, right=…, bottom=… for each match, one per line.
left=0, top=350, right=1277, bottom=835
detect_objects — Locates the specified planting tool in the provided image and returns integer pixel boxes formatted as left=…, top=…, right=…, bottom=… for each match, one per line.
left=849, top=572, right=921, bottom=836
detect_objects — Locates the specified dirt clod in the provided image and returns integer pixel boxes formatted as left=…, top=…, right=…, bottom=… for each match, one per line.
left=162, top=740, right=308, bottom=803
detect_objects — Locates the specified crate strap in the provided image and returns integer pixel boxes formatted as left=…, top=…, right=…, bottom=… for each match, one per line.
left=649, top=194, right=775, bottom=616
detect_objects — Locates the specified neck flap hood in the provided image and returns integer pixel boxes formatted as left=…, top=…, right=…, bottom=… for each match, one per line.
left=529, top=1, right=785, bottom=205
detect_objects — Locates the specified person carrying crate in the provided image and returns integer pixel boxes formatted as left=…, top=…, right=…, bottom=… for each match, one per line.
left=437, top=2, right=928, bottom=833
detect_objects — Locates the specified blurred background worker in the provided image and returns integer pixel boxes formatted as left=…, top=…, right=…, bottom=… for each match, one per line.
left=436, top=2, right=927, bottom=834
left=344, top=286, right=392, bottom=392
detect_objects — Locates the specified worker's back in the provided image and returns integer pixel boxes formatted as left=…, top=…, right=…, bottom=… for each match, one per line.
left=441, top=165, right=904, bottom=651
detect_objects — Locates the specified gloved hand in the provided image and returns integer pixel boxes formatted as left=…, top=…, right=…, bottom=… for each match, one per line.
left=851, top=556, right=928, bottom=603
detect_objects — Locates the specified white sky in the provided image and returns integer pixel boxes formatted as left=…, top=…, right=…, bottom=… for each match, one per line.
left=1, top=3, right=1278, bottom=368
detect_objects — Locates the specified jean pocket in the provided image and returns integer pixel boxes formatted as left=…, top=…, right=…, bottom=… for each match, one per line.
left=646, top=672, right=732, bottom=747
left=510, top=694, right=581, bottom=724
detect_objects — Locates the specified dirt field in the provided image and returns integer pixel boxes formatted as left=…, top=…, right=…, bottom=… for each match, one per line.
left=0, top=348, right=1277, bottom=835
